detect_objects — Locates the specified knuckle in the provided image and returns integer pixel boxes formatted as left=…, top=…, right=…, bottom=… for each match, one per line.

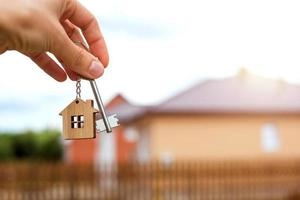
left=89, top=35, right=104, bottom=46
left=82, top=17, right=96, bottom=32
left=62, top=0, right=77, bottom=19
left=31, top=53, right=43, bottom=61
left=16, top=6, right=36, bottom=27
left=44, top=59, right=53, bottom=69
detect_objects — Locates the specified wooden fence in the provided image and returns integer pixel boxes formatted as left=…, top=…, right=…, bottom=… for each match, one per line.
left=0, top=160, right=300, bottom=200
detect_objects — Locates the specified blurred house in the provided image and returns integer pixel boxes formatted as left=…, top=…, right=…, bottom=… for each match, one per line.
left=65, top=70, right=300, bottom=164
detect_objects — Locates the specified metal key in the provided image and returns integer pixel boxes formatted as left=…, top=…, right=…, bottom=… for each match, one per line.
left=96, top=114, right=119, bottom=133
left=73, top=40, right=119, bottom=133
left=89, top=80, right=112, bottom=132
left=89, top=80, right=120, bottom=133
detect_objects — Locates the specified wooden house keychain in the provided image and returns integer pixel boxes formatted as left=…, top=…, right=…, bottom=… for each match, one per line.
left=59, top=79, right=119, bottom=139
left=59, top=41, right=119, bottom=140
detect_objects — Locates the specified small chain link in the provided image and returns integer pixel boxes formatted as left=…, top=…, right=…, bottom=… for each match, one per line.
left=76, top=79, right=81, bottom=99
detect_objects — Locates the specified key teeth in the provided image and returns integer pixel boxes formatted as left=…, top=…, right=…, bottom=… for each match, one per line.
left=110, top=114, right=120, bottom=126
left=96, top=114, right=120, bottom=133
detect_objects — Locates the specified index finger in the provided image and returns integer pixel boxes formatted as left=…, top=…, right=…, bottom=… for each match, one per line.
left=64, top=0, right=109, bottom=67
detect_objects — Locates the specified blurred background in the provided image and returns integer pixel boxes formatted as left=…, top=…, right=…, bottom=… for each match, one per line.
left=1, top=0, right=300, bottom=199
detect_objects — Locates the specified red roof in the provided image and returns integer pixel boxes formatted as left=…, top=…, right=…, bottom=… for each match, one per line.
left=108, top=73, right=300, bottom=123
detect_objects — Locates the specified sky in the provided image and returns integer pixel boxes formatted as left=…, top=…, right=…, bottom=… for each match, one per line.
left=1, top=0, right=300, bottom=130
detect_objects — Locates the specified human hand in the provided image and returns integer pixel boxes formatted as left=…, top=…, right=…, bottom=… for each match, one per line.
left=0, top=0, right=109, bottom=81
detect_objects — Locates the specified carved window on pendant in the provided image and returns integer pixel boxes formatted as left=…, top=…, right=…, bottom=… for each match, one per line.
left=71, top=115, right=84, bottom=129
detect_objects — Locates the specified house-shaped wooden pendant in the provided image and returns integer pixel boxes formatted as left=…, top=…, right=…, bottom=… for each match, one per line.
left=59, top=99, right=98, bottom=140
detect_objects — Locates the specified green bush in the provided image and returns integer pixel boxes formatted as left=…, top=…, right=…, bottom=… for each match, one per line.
left=13, top=131, right=37, bottom=159
left=35, top=130, right=63, bottom=161
left=0, top=135, right=14, bottom=160
left=0, top=129, right=63, bottom=161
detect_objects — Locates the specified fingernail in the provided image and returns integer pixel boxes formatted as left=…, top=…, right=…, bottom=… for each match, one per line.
left=88, top=60, right=104, bottom=77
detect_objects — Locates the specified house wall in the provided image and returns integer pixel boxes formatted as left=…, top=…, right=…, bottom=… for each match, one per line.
left=66, top=126, right=137, bottom=164
left=145, top=114, right=300, bottom=161
left=67, top=139, right=97, bottom=163
left=116, top=126, right=138, bottom=163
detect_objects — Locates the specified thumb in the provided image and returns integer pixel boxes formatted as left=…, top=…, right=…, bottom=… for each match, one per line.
left=51, top=36, right=104, bottom=79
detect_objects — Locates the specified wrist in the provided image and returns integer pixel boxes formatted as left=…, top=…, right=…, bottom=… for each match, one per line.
left=0, top=21, right=9, bottom=52
left=0, top=0, right=30, bottom=50
left=0, top=5, right=13, bottom=50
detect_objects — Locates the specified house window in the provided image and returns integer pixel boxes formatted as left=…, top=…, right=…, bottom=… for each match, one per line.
left=124, top=127, right=139, bottom=142
left=261, top=123, right=280, bottom=153
left=71, top=115, right=84, bottom=128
